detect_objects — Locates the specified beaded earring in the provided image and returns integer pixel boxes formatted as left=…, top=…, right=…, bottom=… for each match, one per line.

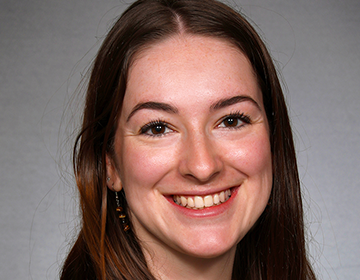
left=115, top=191, right=130, bottom=232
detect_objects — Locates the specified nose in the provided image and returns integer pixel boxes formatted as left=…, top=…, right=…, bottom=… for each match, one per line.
left=179, top=131, right=223, bottom=183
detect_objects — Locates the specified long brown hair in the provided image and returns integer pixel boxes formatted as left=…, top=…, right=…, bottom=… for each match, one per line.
left=61, top=0, right=316, bottom=279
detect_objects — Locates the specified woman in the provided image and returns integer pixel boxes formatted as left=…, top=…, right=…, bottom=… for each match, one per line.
left=61, top=0, right=316, bottom=279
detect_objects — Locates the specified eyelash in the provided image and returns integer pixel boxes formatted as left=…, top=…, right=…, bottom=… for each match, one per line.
left=139, top=119, right=171, bottom=137
left=217, top=111, right=251, bottom=129
left=139, top=111, right=251, bottom=137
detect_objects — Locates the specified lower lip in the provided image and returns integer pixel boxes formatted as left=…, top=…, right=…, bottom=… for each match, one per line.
left=166, top=187, right=239, bottom=218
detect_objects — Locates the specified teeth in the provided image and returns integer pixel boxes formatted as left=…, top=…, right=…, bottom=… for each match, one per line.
left=195, top=196, right=204, bottom=208
left=175, top=196, right=181, bottom=204
left=204, top=195, right=213, bottom=207
left=188, top=197, right=195, bottom=208
left=219, top=191, right=225, bottom=202
left=173, top=189, right=232, bottom=210
left=213, top=193, right=220, bottom=205
left=181, top=196, right=187, bottom=207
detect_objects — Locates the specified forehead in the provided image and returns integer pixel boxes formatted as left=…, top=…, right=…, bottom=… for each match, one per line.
left=123, top=35, right=262, bottom=111
left=129, top=35, right=252, bottom=78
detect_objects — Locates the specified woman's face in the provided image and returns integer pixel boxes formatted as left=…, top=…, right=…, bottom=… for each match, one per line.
left=108, top=35, right=272, bottom=260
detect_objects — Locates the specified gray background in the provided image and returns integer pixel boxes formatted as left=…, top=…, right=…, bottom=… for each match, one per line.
left=1, top=0, right=359, bottom=279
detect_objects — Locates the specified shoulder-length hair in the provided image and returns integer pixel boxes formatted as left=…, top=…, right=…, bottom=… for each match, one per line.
left=61, top=0, right=316, bottom=279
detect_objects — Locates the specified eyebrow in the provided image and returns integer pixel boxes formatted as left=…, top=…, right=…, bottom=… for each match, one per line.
left=126, top=101, right=178, bottom=122
left=126, top=95, right=260, bottom=122
left=210, top=95, right=260, bottom=111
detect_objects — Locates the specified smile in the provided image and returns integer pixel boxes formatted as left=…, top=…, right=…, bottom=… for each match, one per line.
left=173, top=189, right=232, bottom=210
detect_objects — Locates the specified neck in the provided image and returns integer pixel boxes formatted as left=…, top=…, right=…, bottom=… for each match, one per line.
left=143, top=243, right=236, bottom=280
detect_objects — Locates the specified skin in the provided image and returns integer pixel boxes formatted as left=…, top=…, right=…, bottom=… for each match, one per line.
left=106, top=35, right=273, bottom=280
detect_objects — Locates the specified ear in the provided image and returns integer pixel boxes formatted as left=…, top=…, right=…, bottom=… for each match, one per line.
left=105, top=154, right=122, bottom=192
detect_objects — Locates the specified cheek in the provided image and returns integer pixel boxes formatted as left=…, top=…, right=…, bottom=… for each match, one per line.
left=247, top=137, right=271, bottom=174
left=227, top=133, right=272, bottom=223
left=226, top=132, right=272, bottom=177
left=119, top=141, right=176, bottom=187
left=242, top=134, right=273, bottom=206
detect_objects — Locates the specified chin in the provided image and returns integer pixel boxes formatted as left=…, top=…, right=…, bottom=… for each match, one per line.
left=172, top=229, right=241, bottom=260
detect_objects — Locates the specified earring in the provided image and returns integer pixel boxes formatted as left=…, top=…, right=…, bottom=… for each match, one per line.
left=115, top=191, right=130, bottom=232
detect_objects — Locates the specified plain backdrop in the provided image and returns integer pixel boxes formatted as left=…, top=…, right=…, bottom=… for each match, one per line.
left=1, top=0, right=359, bottom=279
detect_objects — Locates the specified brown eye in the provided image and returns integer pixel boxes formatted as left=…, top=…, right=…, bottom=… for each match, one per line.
left=223, top=117, right=239, bottom=127
left=140, top=121, right=172, bottom=137
left=151, top=124, right=166, bottom=134
left=218, top=113, right=250, bottom=129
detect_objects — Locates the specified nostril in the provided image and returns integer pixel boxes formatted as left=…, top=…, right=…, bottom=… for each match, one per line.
left=184, top=170, right=220, bottom=183
left=182, top=158, right=223, bottom=183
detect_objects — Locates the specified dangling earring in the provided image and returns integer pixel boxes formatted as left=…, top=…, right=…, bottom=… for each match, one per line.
left=115, top=191, right=130, bottom=232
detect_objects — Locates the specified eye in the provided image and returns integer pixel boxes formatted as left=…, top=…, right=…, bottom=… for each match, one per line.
left=140, top=120, right=173, bottom=137
left=223, top=117, right=240, bottom=127
left=217, top=112, right=251, bottom=129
